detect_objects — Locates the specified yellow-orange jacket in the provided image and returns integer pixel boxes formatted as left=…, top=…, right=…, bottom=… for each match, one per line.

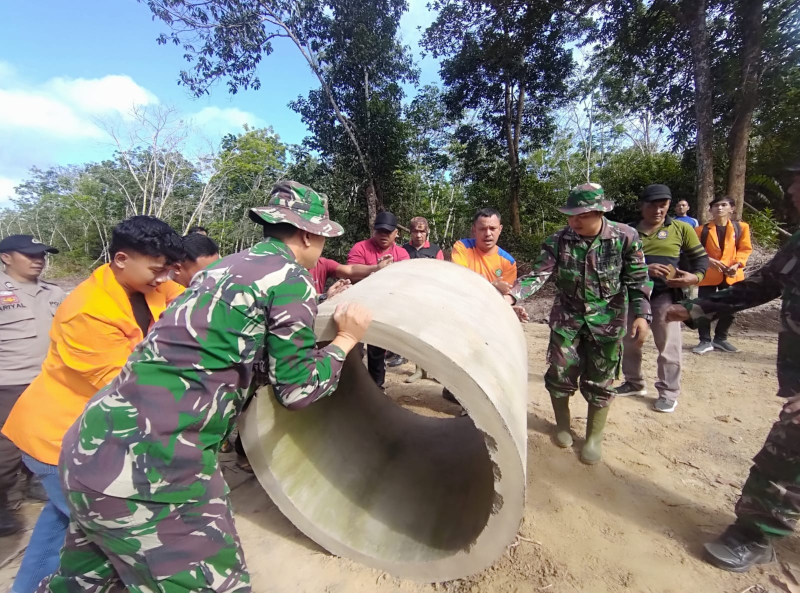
left=2, top=264, right=183, bottom=465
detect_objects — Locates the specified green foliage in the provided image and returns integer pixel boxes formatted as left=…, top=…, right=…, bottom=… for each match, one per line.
left=743, top=207, right=782, bottom=248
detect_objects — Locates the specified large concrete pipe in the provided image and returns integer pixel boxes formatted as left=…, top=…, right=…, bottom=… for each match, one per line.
left=240, top=258, right=528, bottom=582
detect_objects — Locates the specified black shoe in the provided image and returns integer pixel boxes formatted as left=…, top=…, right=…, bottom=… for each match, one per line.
left=613, top=382, right=647, bottom=397
left=386, top=354, right=407, bottom=368
left=26, top=476, right=48, bottom=502
left=712, top=339, right=740, bottom=353
left=0, top=505, right=22, bottom=537
left=442, top=388, right=458, bottom=403
left=703, top=525, right=776, bottom=572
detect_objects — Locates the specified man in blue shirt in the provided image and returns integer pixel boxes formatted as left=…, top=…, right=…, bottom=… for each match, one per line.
left=674, top=199, right=699, bottom=227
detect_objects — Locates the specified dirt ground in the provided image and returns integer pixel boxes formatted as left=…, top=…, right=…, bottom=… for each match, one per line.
left=1, top=322, right=796, bottom=593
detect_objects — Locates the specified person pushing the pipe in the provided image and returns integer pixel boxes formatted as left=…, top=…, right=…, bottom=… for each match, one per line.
left=505, top=183, right=653, bottom=464
left=35, top=181, right=373, bottom=592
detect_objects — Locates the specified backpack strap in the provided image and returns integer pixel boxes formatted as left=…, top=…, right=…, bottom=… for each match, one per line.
left=700, top=224, right=710, bottom=248
left=700, top=221, right=742, bottom=250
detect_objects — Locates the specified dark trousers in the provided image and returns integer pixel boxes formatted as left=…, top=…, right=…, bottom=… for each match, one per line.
left=0, top=384, right=27, bottom=501
left=697, top=283, right=736, bottom=341
left=367, top=345, right=386, bottom=388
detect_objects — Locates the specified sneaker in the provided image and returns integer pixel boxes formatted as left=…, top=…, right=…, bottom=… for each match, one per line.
left=386, top=354, right=407, bottom=368
left=613, top=382, right=647, bottom=397
left=704, top=525, right=776, bottom=572
left=653, top=397, right=677, bottom=413
left=712, top=339, right=740, bottom=353
left=693, top=340, right=714, bottom=354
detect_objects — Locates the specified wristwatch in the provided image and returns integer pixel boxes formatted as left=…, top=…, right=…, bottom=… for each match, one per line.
left=639, top=314, right=653, bottom=324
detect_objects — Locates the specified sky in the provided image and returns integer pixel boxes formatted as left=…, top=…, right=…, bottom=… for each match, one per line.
left=0, top=0, right=441, bottom=205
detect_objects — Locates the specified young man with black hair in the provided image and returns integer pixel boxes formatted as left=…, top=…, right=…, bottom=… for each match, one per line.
left=3, top=216, right=184, bottom=593
left=187, top=225, right=209, bottom=235
left=37, top=182, right=371, bottom=590
left=172, top=233, right=221, bottom=288
left=693, top=195, right=753, bottom=354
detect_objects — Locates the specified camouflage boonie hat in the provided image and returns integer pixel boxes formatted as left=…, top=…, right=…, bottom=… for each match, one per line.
left=558, top=183, right=615, bottom=215
left=249, top=181, right=344, bottom=238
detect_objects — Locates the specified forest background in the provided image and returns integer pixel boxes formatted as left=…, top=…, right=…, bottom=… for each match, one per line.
left=2, top=0, right=798, bottom=276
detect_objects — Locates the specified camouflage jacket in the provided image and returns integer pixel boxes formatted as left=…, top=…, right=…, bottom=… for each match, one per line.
left=687, top=230, right=800, bottom=397
left=61, top=238, right=346, bottom=504
left=511, top=219, right=652, bottom=342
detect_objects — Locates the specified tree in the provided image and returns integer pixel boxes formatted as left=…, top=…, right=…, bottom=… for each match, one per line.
left=142, top=0, right=415, bottom=226
left=591, top=0, right=800, bottom=220
left=422, top=0, right=583, bottom=235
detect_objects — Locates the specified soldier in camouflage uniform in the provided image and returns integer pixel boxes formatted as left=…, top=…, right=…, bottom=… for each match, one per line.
left=37, top=181, right=373, bottom=592
left=666, top=161, right=800, bottom=572
left=506, top=184, right=652, bottom=464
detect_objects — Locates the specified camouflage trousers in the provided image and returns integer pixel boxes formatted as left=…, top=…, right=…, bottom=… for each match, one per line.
left=37, top=490, right=250, bottom=593
left=545, top=327, right=621, bottom=408
left=735, top=408, right=800, bottom=538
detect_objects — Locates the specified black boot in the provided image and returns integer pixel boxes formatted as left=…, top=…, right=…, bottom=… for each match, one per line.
left=704, top=524, right=776, bottom=572
left=0, top=495, right=22, bottom=537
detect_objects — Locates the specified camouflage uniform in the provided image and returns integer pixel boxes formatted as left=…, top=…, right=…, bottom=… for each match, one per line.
left=511, top=185, right=652, bottom=407
left=39, top=182, right=347, bottom=592
left=686, top=230, right=800, bottom=538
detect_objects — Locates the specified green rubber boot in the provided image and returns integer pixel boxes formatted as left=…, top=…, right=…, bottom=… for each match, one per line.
left=581, top=404, right=610, bottom=465
left=550, top=396, right=573, bottom=448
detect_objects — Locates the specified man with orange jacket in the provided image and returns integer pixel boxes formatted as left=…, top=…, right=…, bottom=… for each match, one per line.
left=693, top=195, right=753, bottom=354
left=3, top=216, right=184, bottom=593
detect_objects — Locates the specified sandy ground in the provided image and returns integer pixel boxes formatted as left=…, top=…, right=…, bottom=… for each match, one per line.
left=1, top=322, right=796, bottom=593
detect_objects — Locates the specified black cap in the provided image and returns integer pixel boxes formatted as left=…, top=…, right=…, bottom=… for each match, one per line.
left=374, top=211, right=398, bottom=232
left=641, top=184, right=672, bottom=202
left=0, top=235, right=58, bottom=255
left=786, top=159, right=800, bottom=172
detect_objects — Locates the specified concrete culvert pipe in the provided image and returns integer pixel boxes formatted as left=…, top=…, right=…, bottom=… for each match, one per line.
left=239, top=259, right=528, bottom=582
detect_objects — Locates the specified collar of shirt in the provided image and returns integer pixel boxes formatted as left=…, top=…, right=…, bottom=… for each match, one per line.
left=563, top=217, right=613, bottom=244
left=0, top=270, right=45, bottom=296
left=636, top=215, right=674, bottom=237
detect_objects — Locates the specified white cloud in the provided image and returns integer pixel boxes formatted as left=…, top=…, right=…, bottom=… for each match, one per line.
left=0, top=177, right=19, bottom=208
left=0, top=73, right=157, bottom=140
left=190, top=106, right=262, bottom=137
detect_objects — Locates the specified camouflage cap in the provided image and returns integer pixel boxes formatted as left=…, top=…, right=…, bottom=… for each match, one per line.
left=557, top=183, right=615, bottom=215
left=249, top=181, right=345, bottom=238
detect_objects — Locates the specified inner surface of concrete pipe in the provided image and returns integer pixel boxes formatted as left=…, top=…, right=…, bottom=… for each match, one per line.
left=240, top=258, right=528, bottom=582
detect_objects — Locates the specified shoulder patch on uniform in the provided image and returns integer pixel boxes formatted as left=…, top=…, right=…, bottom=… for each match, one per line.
left=497, top=247, right=516, bottom=264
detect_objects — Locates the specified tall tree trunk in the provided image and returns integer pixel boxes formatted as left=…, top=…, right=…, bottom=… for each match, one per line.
left=365, top=182, right=379, bottom=229
left=504, top=81, right=524, bottom=235
left=683, top=0, right=716, bottom=222
left=726, top=0, right=763, bottom=218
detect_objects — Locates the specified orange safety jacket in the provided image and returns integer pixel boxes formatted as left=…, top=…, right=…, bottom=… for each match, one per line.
left=2, top=264, right=184, bottom=465
left=695, top=219, right=752, bottom=286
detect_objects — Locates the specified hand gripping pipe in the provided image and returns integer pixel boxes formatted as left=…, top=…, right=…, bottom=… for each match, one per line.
left=240, top=258, right=528, bottom=582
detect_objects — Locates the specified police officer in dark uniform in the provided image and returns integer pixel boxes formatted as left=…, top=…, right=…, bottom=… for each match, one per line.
left=0, top=235, right=65, bottom=536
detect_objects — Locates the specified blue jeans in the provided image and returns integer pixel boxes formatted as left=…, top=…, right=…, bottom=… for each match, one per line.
left=11, top=455, right=69, bottom=593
